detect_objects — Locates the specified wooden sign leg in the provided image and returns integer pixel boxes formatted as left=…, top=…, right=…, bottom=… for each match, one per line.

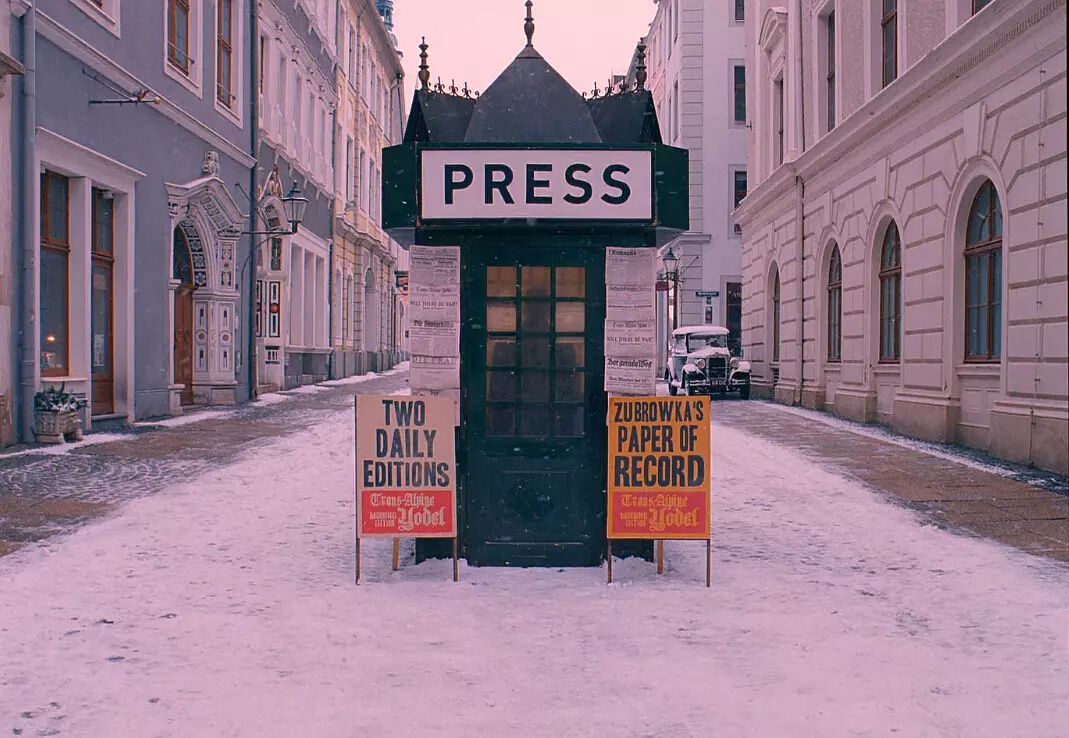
left=706, top=539, right=711, bottom=588
left=355, top=396, right=360, bottom=586
left=607, top=540, right=613, bottom=584
left=657, top=540, right=664, bottom=574
left=356, top=536, right=362, bottom=585
left=392, top=538, right=401, bottom=571
left=452, top=538, right=459, bottom=582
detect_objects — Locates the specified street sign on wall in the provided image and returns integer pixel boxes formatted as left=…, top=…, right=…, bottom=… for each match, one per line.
left=607, top=396, right=711, bottom=540
left=420, top=149, right=653, bottom=221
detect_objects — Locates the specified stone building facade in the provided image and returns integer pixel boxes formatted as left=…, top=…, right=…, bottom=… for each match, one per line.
left=0, top=3, right=25, bottom=447
left=735, top=0, right=1068, bottom=474
left=9, top=0, right=254, bottom=442
left=630, top=0, right=748, bottom=367
left=255, top=0, right=338, bottom=391
left=330, top=0, right=407, bottom=379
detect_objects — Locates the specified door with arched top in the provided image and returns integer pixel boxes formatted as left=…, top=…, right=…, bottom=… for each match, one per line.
left=173, top=229, right=195, bottom=406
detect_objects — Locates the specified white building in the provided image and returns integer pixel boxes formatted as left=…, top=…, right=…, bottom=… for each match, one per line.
left=634, top=0, right=748, bottom=365
left=735, top=0, right=1068, bottom=474
left=0, top=8, right=24, bottom=446
left=331, top=0, right=408, bottom=379
left=256, top=0, right=338, bottom=391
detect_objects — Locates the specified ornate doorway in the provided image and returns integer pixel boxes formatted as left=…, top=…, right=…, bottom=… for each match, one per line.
left=173, top=228, right=195, bottom=406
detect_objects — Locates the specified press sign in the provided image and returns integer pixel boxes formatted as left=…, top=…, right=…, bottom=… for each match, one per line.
left=420, top=149, right=653, bottom=221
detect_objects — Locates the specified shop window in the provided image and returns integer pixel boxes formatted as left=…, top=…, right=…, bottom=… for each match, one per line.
left=41, top=172, right=70, bottom=376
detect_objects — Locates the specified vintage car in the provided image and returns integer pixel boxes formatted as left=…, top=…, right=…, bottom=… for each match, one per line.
left=665, top=326, right=751, bottom=399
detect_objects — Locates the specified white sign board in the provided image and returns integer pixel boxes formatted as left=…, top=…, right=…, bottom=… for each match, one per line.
left=421, top=149, right=653, bottom=221
left=604, top=247, right=658, bottom=395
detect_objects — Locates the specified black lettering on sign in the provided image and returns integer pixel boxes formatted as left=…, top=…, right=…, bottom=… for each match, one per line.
left=601, top=164, right=631, bottom=205
left=444, top=164, right=473, bottom=204
left=564, top=163, right=593, bottom=205
left=484, top=164, right=515, bottom=205
left=526, top=164, right=553, bottom=205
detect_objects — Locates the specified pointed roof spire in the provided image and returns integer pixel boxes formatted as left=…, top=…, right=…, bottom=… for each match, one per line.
left=635, top=39, right=648, bottom=92
left=524, top=1, right=535, bottom=47
left=418, top=37, right=430, bottom=92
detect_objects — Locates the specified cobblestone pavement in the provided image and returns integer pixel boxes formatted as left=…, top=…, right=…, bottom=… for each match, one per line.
left=712, top=399, right=1069, bottom=563
left=0, top=370, right=411, bottom=555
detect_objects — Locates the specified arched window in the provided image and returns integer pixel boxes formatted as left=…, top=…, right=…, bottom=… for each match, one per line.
left=878, top=222, right=901, bottom=362
left=965, top=180, right=1002, bottom=361
left=827, top=245, right=842, bottom=362
left=772, top=270, right=781, bottom=363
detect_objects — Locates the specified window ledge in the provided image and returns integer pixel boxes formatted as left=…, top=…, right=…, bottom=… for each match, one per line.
left=70, top=0, right=122, bottom=38
left=164, top=60, right=202, bottom=98
left=873, top=363, right=901, bottom=375
left=214, top=95, right=243, bottom=128
left=957, top=362, right=1000, bottom=378
left=824, top=362, right=842, bottom=371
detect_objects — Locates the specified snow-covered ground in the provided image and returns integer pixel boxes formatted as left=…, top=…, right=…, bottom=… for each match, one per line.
left=1, top=393, right=1067, bottom=737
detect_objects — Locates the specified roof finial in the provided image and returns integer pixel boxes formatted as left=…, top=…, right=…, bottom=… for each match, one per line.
left=418, top=37, right=430, bottom=92
left=524, top=1, right=535, bottom=47
left=635, top=39, right=648, bottom=92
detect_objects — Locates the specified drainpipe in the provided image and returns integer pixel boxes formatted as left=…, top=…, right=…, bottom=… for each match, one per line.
left=247, top=0, right=260, bottom=400
left=792, top=0, right=807, bottom=407
left=328, top=131, right=336, bottom=380
left=18, top=0, right=37, bottom=441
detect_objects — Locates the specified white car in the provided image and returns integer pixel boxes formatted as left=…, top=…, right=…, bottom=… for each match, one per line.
left=664, top=326, right=751, bottom=399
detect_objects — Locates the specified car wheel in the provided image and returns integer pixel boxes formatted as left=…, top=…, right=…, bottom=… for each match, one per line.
left=682, top=376, right=692, bottom=396
left=668, top=380, right=678, bottom=396
left=739, top=384, right=751, bottom=400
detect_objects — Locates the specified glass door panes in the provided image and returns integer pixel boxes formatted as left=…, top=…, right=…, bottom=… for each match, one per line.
left=485, top=265, right=587, bottom=439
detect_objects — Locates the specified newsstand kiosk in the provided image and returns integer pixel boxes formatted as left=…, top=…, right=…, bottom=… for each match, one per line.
left=382, top=8, right=688, bottom=567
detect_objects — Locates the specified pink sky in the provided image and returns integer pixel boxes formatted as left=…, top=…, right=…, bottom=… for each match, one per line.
left=393, top=0, right=656, bottom=98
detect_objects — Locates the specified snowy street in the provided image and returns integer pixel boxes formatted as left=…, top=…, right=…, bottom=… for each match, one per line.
left=1, top=377, right=1067, bottom=737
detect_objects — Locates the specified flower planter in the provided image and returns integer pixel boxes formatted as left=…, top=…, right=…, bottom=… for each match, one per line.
left=34, top=409, right=83, bottom=444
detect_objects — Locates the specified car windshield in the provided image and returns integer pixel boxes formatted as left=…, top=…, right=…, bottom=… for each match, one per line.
left=690, top=334, right=728, bottom=350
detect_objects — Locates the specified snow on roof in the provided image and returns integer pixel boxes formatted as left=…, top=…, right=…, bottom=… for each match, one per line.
left=672, top=325, right=728, bottom=336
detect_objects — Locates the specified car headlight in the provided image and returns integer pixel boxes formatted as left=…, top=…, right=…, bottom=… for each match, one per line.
left=697, top=358, right=706, bottom=369
left=731, top=357, right=740, bottom=368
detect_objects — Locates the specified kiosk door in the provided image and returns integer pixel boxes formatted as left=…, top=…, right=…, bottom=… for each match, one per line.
left=467, top=247, right=606, bottom=567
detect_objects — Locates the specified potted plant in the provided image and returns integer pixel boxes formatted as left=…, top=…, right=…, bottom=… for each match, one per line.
left=33, top=384, right=84, bottom=444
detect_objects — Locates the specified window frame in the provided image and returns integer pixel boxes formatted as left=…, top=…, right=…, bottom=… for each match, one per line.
left=734, top=0, right=745, bottom=23
left=826, top=11, right=836, bottom=132
left=41, top=171, right=72, bottom=378
left=964, top=180, right=1002, bottom=363
left=772, top=271, right=781, bottom=363
left=70, top=0, right=122, bottom=37
left=878, top=222, right=902, bottom=363
left=733, top=64, right=746, bottom=124
left=164, top=0, right=203, bottom=96
left=827, top=245, right=842, bottom=363
left=881, top=0, right=898, bottom=89
left=972, top=0, right=994, bottom=13
left=216, top=0, right=234, bottom=108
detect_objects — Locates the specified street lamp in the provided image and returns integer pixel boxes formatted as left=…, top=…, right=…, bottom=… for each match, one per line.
left=662, top=246, right=679, bottom=279
left=662, top=246, right=681, bottom=333
left=281, top=182, right=308, bottom=235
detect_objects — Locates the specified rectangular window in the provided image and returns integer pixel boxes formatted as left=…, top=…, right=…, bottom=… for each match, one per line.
left=217, top=0, right=234, bottom=107
left=881, top=0, right=898, bottom=88
left=972, top=0, right=993, bottom=13
left=259, top=36, right=266, bottom=96
left=268, top=280, right=282, bottom=338
left=255, top=280, right=264, bottom=337
left=672, top=80, right=679, bottom=142
left=826, top=11, right=836, bottom=132
left=774, top=79, right=785, bottom=166
left=348, top=27, right=356, bottom=79
left=733, top=65, right=746, bottom=123
left=168, top=0, right=191, bottom=73
left=345, top=138, right=353, bottom=201
left=734, top=0, right=745, bottom=22
left=966, top=250, right=1001, bottom=360
left=41, top=172, right=71, bottom=376
left=733, top=171, right=748, bottom=209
